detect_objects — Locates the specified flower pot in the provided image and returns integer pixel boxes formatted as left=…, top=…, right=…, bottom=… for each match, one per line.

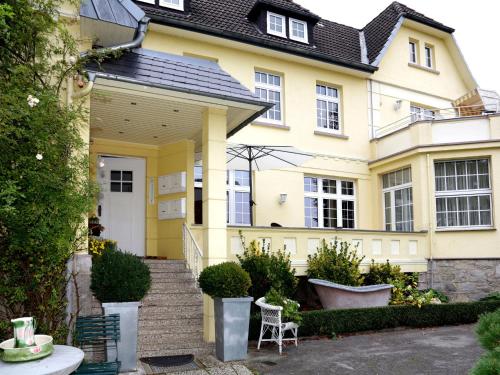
left=102, top=302, right=140, bottom=371
left=213, top=297, right=253, bottom=362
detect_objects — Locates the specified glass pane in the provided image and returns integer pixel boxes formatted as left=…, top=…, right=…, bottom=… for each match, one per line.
left=194, top=166, right=203, bottom=183
left=234, top=192, right=250, bottom=225
left=382, top=174, right=389, bottom=189
left=122, top=171, right=133, bottom=181
left=479, top=195, right=490, bottom=210
left=436, top=198, right=446, bottom=212
left=322, top=179, right=336, bottom=194
left=434, top=162, right=445, bottom=177
left=477, top=159, right=489, bottom=174
left=342, top=200, right=355, bottom=229
left=445, top=162, right=456, bottom=177
left=304, top=197, right=318, bottom=228
left=467, top=175, right=478, bottom=190
left=435, top=177, right=445, bottom=192
left=111, top=170, right=121, bottom=181
left=479, top=175, right=490, bottom=189
left=323, top=199, right=337, bottom=228
left=234, top=170, right=250, bottom=186
left=456, top=161, right=466, bottom=176
left=468, top=196, right=479, bottom=210
left=436, top=212, right=447, bottom=227
left=446, top=176, right=456, bottom=191
left=110, top=182, right=121, bottom=192
left=122, top=182, right=133, bottom=193
left=466, top=160, right=477, bottom=175
left=480, top=211, right=491, bottom=226
left=304, top=177, right=318, bottom=192
left=341, top=181, right=354, bottom=195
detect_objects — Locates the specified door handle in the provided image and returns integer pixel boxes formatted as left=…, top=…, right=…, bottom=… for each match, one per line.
left=98, top=205, right=102, bottom=217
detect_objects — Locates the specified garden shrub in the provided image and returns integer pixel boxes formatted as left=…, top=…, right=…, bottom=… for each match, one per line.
left=237, top=237, right=297, bottom=298
left=480, top=292, right=500, bottom=302
left=364, top=260, right=406, bottom=285
left=91, top=249, right=151, bottom=302
left=307, top=239, right=365, bottom=286
left=199, top=262, right=251, bottom=298
left=470, top=309, right=500, bottom=375
left=0, top=0, right=96, bottom=342
left=264, top=288, right=301, bottom=324
left=248, top=301, right=500, bottom=340
left=88, top=237, right=117, bottom=257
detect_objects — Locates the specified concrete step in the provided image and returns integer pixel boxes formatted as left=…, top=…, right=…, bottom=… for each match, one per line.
left=139, top=305, right=203, bottom=319
left=137, top=337, right=209, bottom=352
left=138, top=345, right=213, bottom=359
left=142, top=293, right=202, bottom=306
left=149, top=270, right=194, bottom=280
left=150, top=281, right=199, bottom=292
left=149, top=275, right=197, bottom=283
left=146, top=263, right=188, bottom=272
left=138, top=317, right=203, bottom=330
left=138, top=322, right=203, bottom=335
left=138, top=331, right=204, bottom=345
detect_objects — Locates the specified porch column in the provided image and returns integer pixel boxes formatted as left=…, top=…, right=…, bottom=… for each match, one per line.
left=201, top=107, right=228, bottom=342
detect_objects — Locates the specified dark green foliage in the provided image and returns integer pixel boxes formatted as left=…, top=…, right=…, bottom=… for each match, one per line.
left=91, top=249, right=151, bottom=302
left=471, top=309, right=500, bottom=375
left=264, top=288, right=301, bottom=324
left=422, top=288, right=449, bottom=303
left=0, top=0, right=95, bottom=342
left=248, top=301, right=500, bottom=340
left=364, top=259, right=406, bottom=285
left=481, top=292, right=500, bottom=302
left=198, top=262, right=251, bottom=298
left=237, top=238, right=297, bottom=298
left=307, top=239, right=365, bottom=286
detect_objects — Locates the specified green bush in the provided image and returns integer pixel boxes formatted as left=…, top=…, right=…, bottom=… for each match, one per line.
left=248, top=301, right=500, bottom=340
left=307, top=239, right=365, bottom=286
left=470, top=309, right=500, bottom=375
left=237, top=238, right=297, bottom=298
left=422, top=288, right=449, bottom=303
left=198, top=262, right=251, bottom=298
left=480, top=292, right=500, bottom=302
left=364, top=259, right=406, bottom=285
left=264, top=288, right=301, bottom=325
left=91, top=249, right=151, bottom=302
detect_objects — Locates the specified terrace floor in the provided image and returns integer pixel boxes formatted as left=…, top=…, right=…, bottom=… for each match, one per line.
left=244, top=324, right=482, bottom=374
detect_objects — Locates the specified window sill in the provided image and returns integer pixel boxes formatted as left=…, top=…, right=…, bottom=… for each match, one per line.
left=252, top=121, right=290, bottom=130
left=435, top=226, right=496, bottom=233
left=314, top=130, right=349, bottom=140
left=408, top=62, right=440, bottom=75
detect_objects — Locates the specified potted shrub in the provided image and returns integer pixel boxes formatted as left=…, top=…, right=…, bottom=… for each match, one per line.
left=90, top=249, right=151, bottom=371
left=198, top=262, right=252, bottom=361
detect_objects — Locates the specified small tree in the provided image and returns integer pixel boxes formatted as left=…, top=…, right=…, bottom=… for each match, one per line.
left=0, top=0, right=95, bottom=342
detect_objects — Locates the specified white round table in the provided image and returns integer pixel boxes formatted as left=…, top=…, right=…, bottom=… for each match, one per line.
left=0, top=345, right=84, bottom=375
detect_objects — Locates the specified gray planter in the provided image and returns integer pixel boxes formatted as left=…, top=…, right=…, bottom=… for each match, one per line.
left=102, top=302, right=140, bottom=372
left=214, top=297, right=253, bottom=362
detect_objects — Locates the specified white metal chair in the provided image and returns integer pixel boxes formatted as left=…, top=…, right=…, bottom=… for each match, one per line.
left=255, top=297, right=299, bottom=354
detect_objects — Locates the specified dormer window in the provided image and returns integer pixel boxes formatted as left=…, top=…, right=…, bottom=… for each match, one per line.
left=159, top=0, right=184, bottom=11
left=289, top=18, right=308, bottom=43
left=267, top=12, right=286, bottom=38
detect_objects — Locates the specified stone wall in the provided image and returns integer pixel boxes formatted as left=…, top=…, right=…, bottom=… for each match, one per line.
left=418, top=259, right=500, bottom=302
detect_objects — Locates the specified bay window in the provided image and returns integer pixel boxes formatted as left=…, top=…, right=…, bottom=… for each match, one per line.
left=435, top=159, right=492, bottom=229
left=304, top=176, right=355, bottom=229
left=382, top=168, right=413, bottom=231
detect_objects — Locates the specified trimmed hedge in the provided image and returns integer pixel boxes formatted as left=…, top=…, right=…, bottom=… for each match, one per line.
left=249, top=301, right=500, bottom=340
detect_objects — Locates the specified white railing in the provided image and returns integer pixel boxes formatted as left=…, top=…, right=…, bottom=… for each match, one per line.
left=182, top=224, right=203, bottom=279
left=376, top=104, right=500, bottom=138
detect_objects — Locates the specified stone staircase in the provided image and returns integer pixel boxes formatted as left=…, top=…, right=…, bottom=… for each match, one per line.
left=138, top=259, right=212, bottom=359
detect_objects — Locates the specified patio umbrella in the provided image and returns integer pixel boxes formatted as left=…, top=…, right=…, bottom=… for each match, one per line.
left=226, top=144, right=313, bottom=225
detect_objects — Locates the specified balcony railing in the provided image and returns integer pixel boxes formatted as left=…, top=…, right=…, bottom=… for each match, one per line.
left=376, top=104, right=500, bottom=138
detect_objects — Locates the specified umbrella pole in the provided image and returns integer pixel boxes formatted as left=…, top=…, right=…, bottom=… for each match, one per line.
left=249, top=150, right=254, bottom=226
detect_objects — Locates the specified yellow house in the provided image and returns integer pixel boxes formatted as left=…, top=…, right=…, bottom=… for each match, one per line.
left=68, top=0, right=499, bottom=353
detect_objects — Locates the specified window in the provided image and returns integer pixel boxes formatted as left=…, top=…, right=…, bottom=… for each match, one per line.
left=424, top=45, right=434, bottom=68
left=411, top=105, right=435, bottom=123
left=255, top=71, right=282, bottom=124
left=159, top=0, right=184, bottom=10
left=289, top=18, right=308, bottom=43
left=382, top=168, right=413, bottom=231
left=434, top=159, right=492, bottom=229
left=304, top=177, right=355, bottom=229
left=227, top=170, right=251, bottom=225
left=409, top=41, right=417, bottom=63
left=316, top=84, right=341, bottom=133
left=110, top=170, right=133, bottom=193
left=267, top=12, right=286, bottom=38
left=194, top=165, right=203, bottom=224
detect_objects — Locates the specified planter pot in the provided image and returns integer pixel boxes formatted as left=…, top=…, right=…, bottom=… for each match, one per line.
left=102, top=302, right=140, bottom=371
left=214, top=297, right=253, bottom=362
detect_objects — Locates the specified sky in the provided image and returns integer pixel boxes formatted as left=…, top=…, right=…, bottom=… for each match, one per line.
left=294, top=0, right=500, bottom=93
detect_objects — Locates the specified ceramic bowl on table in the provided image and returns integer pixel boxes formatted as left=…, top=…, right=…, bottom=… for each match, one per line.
left=0, top=335, right=53, bottom=362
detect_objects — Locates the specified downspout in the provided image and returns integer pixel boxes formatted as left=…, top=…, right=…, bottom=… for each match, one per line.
left=426, top=153, right=434, bottom=288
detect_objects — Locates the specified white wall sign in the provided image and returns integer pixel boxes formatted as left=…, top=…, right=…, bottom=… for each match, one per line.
left=158, top=198, right=186, bottom=220
left=158, top=172, right=186, bottom=195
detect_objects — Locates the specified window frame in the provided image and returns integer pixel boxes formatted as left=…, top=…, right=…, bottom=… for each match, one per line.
left=316, top=83, right=342, bottom=134
left=255, top=70, right=284, bottom=125
left=304, top=176, right=356, bottom=229
left=267, top=12, right=286, bottom=38
left=424, top=44, right=434, bottom=69
left=289, top=18, right=308, bottom=43
left=409, top=41, right=418, bottom=64
left=410, top=105, right=435, bottom=123
left=382, top=168, right=414, bottom=232
left=158, top=0, right=184, bottom=11
left=434, top=159, right=493, bottom=230
left=227, top=170, right=251, bottom=226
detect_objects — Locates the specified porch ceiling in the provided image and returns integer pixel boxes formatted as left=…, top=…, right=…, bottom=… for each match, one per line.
left=90, top=88, right=204, bottom=145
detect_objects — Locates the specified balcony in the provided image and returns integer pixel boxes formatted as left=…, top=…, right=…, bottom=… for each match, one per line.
left=371, top=104, right=500, bottom=161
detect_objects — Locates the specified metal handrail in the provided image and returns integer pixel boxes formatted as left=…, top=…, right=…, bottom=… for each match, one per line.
left=376, top=103, right=500, bottom=138
left=182, top=223, right=203, bottom=279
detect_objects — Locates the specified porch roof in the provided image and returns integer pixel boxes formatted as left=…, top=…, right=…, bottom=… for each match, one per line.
left=86, top=48, right=270, bottom=109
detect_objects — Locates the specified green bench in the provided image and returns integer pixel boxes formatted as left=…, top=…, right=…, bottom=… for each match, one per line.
left=73, top=314, right=121, bottom=375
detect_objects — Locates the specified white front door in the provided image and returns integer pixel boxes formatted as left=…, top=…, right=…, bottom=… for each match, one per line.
left=97, top=156, right=146, bottom=257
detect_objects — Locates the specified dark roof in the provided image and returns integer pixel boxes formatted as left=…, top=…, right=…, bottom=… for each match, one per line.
left=363, top=2, right=455, bottom=64
left=86, top=48, right=271, bottom=106
left=134, top=0, right=454, bottom=72
left=81, top=0, right=145, bottom=28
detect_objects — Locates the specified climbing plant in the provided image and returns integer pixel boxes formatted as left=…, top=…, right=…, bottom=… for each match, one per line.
left=0, top=0, right=95, bottom=342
